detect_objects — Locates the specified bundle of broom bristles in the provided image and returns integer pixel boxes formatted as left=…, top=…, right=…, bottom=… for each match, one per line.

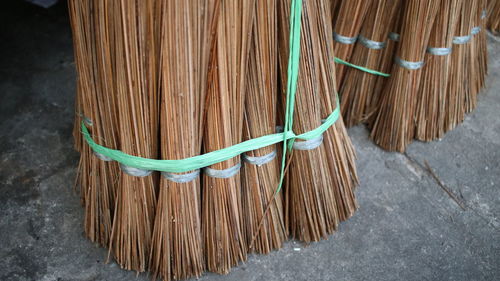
left=70, top=0, right=494, bottom=280
left=488, top=0, right=500, bottom=34
left=70, top=0, right=359, bottom=280
left=335, top=0, right=490, bottom=152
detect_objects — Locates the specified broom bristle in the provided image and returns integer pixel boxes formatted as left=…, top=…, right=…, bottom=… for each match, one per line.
left=445, top=0, right=478, bottom=132
left=415, top=0, right=463, bottom=141
left=69, top=0, right=120, bottom=248
left=241, top=0, right=287, bottom=254
left=478, top=0, right=488, bottom=89
left=315, top=0, right=359, bottom=222
left=333, top=0, right=373, bottom=88
left=370, top=0, right=441, bottom=152
left=109, top=0, right=159, bottom=272
left=365, top=7, right=404, bottom=129
left=487, top=0, right=500, bottom=33
left=149, top=1, right=217, bottom=280
left=202, top=0, right=255, bottom=273
left=279, top=0, right=341, bottom=242
left=340, top=0, right=401, bottom=128
left=467, top=1, right=482, bottom=113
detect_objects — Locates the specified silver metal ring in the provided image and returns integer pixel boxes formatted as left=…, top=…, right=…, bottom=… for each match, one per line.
left=394, top=56, right=424, bottom=70
left=242, top=150, right=277, bottom=166
left=161, top=170, right=200, bottom=183
left=453, top=35, right=472, bottom=44
left=426, top=47, right=452, bottom=56
left=204, top=163, right=241, bottom=179
left=333, top=32, right=358, bottom=44
left=292, top=135, right=324, bottom=150
left=359, top=35, right=386, bottom=50
left=471, top=26, right=481, bottom=35
left=93, top=151, right=113, bottom=161
left=120, top=164, right=153, bottom=177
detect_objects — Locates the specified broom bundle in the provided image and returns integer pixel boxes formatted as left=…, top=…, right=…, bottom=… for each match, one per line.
left=415, top=0, right=463, bottom=141
left=332, top=0, right=489, bottom=150
left=278, top=0, right=358, bottom=242
left=241, top=0, right=287, bottom=254
left=488, top=0, right=500, bottom=33
left=149, top=1, right=216, bottom=280
left=340, top=0, right=401, bottom=128
left=467, top=1, right=483, bottom=113
left=70, top=0, right=362, bottom=279
left=477, top=0, right=488, bottom=89
left=202, top=0, right=255, bottom=274
left=445, top=0, right=478, bottom=132
left=109, top=0, right=160, bottom=271
left=69, top=0, right=120, bottom=249
left=371, top=0, right=441, bottom=152
left=314, top=0, right=359, bottom=222
left=332, top=0, right=373, bottom=87
left=366, top=7, right=404, bottom=129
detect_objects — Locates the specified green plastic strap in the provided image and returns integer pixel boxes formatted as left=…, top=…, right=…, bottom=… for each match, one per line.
left=81, top=100, right=339, bottom=173
left=81, top=0, right=339, bottom=177
left=276, top=0, right=303, bottom=192
left=334, top=57, right=390, bottom=77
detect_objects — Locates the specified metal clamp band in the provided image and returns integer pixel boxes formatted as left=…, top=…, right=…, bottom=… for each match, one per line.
left=204, top=163, right=241, bottom=179
left=161, top=170, right=200, bottom=183
left=453, top=35, right=472, bottom=44
left=242, top=150, right=277, bottom=166
left=426, top=47, right=452, bottom=56
left=394, top=56, right=424, bottom=70
left=292, top=135, right=324, bottom=150
left=388, top=32, right=400, bottom=42
left=359, top=35, right=386, bottom=50
left=120, top=164, right=153, bottom=177
left=333, top=32, right=358, bottom=44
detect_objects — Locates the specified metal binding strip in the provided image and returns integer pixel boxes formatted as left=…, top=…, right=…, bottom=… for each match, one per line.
left=471, top=26, right=481, bottom=35
left=359, top=35, right=386, bottom=50
left=204, top=163, right=242, bottom=179
left=388, top=32, right=400, bottom=42
left=426, top=47, right=452, bottom=56
left=292, top=135, right=324, bottom=150
left=394, top=56, right=424, bottom=70
left=453, top=35, right=472, bottom=44
left=333, top=32, right=358, bottom=44
left=161, top=170, right=200, bottom=183
left=242, top=150, right=277, bottom=166
left=120, top=164, right=153, bottom=177
left=94, top=151, right=113, bottom=161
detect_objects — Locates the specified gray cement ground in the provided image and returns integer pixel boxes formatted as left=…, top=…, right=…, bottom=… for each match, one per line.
left=0, top=1, right=498, bottom=281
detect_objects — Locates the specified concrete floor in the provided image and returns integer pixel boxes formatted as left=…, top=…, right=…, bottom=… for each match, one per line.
left=0, top=1, right=499, bottom=281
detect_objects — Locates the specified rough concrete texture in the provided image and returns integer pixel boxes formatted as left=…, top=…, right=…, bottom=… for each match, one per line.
left=0, top=1, right=498, bottom=281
